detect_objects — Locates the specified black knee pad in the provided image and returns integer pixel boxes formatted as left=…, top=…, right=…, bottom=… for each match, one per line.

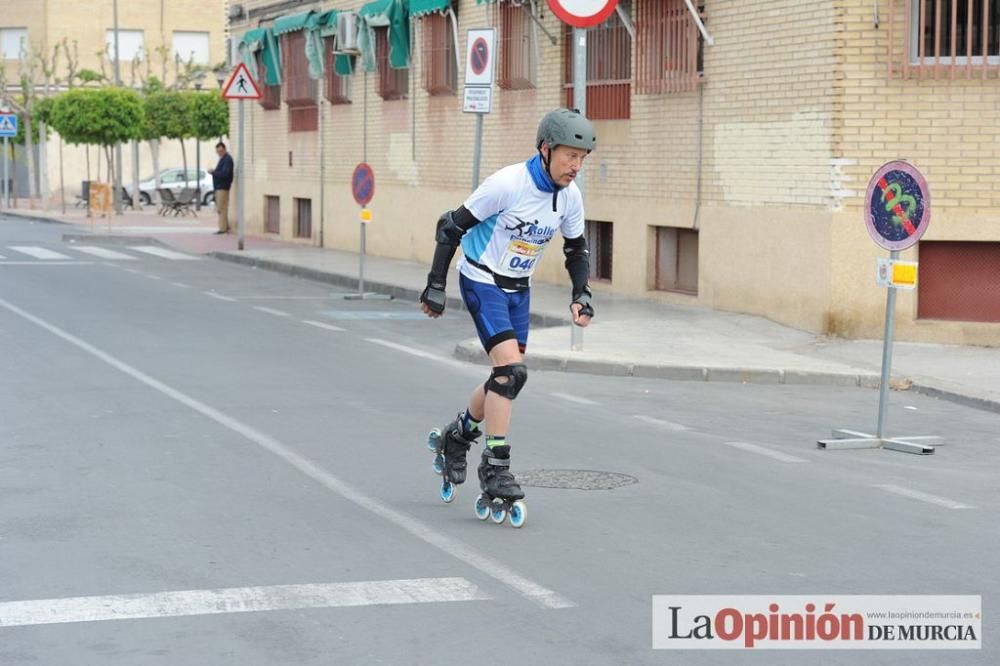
left=486, top=363, right=528, bottom=400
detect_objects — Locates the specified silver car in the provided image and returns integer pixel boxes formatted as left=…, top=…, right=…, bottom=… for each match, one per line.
left=125, top=168, right=215, bottom=207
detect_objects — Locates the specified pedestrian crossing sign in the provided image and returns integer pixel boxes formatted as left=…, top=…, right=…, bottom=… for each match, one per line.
left=221, top=63, right=262, bottom=100
left=0, top=113, right=17, bottom=137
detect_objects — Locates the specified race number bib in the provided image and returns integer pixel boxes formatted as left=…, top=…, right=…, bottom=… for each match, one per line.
left=501, top=239, right=543, bottom=273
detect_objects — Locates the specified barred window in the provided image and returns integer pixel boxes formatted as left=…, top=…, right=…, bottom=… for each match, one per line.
left=563, top=6, right=631, bottom=120
left=423, top=12, right=457, bottom=95
left=324, top=36, right=351, bottom=104
left=256, top=51, right=281, bottom=110
left=635, top=0, right=704, bottom=94
left=890, top=0, right=1000, bottom=77
left=282, top=31, right=317, bottom=131
left=497, top=2, right=536, bottom=90
left=376, top=28, right=409, bottom=100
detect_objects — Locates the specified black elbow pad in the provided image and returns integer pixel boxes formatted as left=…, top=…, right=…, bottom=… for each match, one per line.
left=435, top=211, right=465, bottom=247
left=563, top=235, right=590, bottom=262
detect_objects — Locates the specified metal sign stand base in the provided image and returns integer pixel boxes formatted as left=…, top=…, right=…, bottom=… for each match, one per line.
left=818, top=429, right=942, bottom=455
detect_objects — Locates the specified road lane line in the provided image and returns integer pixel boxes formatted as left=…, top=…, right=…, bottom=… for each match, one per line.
left=7, top=246, right=71, bottom=260
left=874, top=484, right=974, bottom=509
left=128, top=246, right=200, bottom=261
left=203, top=292, right=236, bottom=302
left=303, top=320, right=345, bottom=332
left=366, top=338, right=479, bottom=374
left=551, top=392, right=597, bottom=406
left=0, top=297, right=574, bottom=610
left=70, top=246, right=137, bottom=260
left=725, top=441, right=808, bottom=463
left=253, top=306, right=290, bottom=318
left=0, top=578, right=488, bottom=628
left=171, top=282, right=191, bottom=289
left=632, top=415, right=691, bottom=432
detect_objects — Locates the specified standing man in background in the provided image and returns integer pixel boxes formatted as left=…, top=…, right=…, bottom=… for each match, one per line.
left=209, top=142, right=234, bottom=234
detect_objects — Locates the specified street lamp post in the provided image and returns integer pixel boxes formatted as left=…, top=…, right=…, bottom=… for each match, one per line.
left=193, top=71, right=207, bottom=212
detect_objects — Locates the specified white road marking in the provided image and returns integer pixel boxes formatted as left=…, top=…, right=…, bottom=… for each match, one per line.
left=551, top=392, right=597, bottom=406
left=366, top=338, right=479, bottom=374
left=70, top=246, right=137, bottom=260
left=303, top=320, right=345, bottom=332
left=7, top=246, right=72, bottom=260
left=128, top=245, right=199, bottom=261
left=875, top=484, right=975, bottom=510
left=0, top=253, right=5, bottom=259
left=171, top=282, right=191, bottom=289
left=145, top=274, right=163, bottom=281
left=203, top=292, right=236, bottom=302
left=0, top=298, right=574, bottom=611
left=0, top=261, right=89, bottom=266
left=0, top=578, right=487, bottom=628
left=633, top=414, right=691, bottom=432
left=725, top=441, right=808, bottom=463
left=253, top=306, right=290, bottom=318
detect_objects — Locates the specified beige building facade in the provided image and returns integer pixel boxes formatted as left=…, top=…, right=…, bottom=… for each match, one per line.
left=0, top=0, right=229, bottom=202
left=229, top=0, right=999, bottom=344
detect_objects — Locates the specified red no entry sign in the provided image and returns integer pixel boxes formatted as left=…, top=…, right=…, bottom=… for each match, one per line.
left=547, top=0, right=619, bottom=28
left=352, top=163, right=374, bottom=207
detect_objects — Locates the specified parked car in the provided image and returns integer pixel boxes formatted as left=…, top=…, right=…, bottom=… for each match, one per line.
left=125, top=168, right=215, bottom=207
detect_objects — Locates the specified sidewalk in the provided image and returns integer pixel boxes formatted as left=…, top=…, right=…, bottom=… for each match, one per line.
left=5, top=206, right=999, bottom=413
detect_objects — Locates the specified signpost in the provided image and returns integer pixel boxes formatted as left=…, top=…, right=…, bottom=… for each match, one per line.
left=818, top=161, right=942, bottom=455
left=463, top=28, right=496, bottom=191
left=345, top=163, right=391, bottom=301
left=0, top=112, right=17, bottom=209
left=222, top=62, right=262, bottom=251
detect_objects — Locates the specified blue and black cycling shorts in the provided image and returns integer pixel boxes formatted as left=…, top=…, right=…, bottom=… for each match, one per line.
left=459, top=273, right=530, bottom=354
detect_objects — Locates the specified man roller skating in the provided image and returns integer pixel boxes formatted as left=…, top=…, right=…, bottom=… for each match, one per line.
left=419, top=109, right=597, bottom=528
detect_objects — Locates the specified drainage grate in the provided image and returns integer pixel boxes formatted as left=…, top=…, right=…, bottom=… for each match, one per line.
left=516, top=469, right=638, bottom=491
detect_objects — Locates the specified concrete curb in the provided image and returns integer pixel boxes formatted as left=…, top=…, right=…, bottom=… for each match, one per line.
left=63, top=233, right=165, bottom=247
left=209, top=251, right=571, bottom=328
left=453, top=340, right=882, bottom=388
left=910, top=382, right=1000, bottom=414
left=2, top=210, right=72, bottom=225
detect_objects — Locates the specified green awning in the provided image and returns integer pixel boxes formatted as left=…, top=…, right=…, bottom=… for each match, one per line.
left=273, top=10, right=317, bottom=36
left=317, top=10, right=340, bottom=37
left=357, top=0, right=410, bottom=72
left=410, top=0, right=451, bottom=18
left=237, top=28, right=282, bottom=86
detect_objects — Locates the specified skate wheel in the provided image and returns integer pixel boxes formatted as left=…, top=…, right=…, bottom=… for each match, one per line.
left=490, top=499, right=506, bottom=524
left=432, top=454, right=444, bottom=474
left=474, top=494, right=490, bottom=521
left=440, top=481, right=456, bottom=503
left=427, top=428, right=441, bottom=452
left=509, top=500, right=527, bottom=528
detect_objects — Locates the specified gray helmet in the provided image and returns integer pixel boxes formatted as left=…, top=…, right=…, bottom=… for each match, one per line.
left=536, top=108, right=596, bottom=152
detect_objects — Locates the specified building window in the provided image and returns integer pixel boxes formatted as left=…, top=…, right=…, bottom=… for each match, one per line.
left=256, top=51, right=281, bottom=110
left=918, top=241, right=1000, bottom=322
left=265, top=196, right=280, bottom=234
left=173, top=31, right=210, bottom=65
left=324, top=37, right=351, bottom=104
left=496, top=2, right=536, bottom=90
left=586, top=220, right=614, bottom=282
left=635, top=0, right=704, bottom=94
left=654, top=226, right=698, bottom=294
left=0, top=27, right=28, bottom=60
left=423, top=12, right=457, bottom=95
left=294, top=198, right=312, bottom=239
left=376, top=28, right=409, bottom=100
left=106, top=29, right=145, bottom=61
left=891, top=0, right=1000, bottom=76
left=563, top=6, right=631, bottom=119
left=282, top=31, right=318, bottom=131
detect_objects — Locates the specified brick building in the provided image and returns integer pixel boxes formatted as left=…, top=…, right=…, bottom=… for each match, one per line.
left=230, top=0, right=1000, bottom=344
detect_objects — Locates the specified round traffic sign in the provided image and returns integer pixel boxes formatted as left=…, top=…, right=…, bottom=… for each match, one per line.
left=547, top=0, right=619, bottom=28
left=864, top=161, right=931, bottom=252
left=470, top=37, right=489, bottom=76
left=352, top=163, right=374, bottom=207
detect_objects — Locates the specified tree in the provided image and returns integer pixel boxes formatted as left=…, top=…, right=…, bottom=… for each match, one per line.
left=190, top=91, right=228, bottom=143
left=144, top=91, right=193, bottom=179
left=48, top=88, right=144, bottom=194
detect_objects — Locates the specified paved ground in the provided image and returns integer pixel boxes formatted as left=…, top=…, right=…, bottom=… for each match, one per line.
left=0, top=215, right=997, bottom=664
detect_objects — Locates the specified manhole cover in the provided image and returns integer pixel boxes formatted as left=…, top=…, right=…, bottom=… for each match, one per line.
left=516, top=469, right=638, bottom=490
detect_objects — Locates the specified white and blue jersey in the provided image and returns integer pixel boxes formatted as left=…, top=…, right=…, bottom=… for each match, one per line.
left=459, top=156, right=585, bottom=288
left=457, top=155, right=584, bottom=353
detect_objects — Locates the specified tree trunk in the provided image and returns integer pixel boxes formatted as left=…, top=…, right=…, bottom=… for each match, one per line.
left=149, top=139, right=161, bottom=197
left=24, top=114, right=37, bottom=206
left=38, top=121, right=49, bottom=201
left=180, top=139, right=188, bottom=187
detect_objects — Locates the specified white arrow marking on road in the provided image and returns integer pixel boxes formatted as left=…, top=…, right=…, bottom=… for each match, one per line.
left=8, top=246, right=72, bottom=260
left=0, top=298, right=575, bottom=610
left=71, top=246, right=137, bottom=260
left=725, top=441, right=808, bottom=463
left=0, top=578, right=488, bottom=628
left=875, top=484, right=975, bottom=510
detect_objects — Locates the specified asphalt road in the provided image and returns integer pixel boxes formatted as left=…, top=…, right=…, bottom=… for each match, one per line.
left=1, top=216, right=997, bottom=665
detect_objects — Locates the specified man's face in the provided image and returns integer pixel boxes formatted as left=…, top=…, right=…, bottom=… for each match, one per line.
left=216, top=146, right=226, bottom=158
left=541, top=143, right=588, bottom=187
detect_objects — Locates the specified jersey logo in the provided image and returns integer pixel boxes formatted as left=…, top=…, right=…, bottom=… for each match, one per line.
left=505, top=216, right=554, bottom=243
